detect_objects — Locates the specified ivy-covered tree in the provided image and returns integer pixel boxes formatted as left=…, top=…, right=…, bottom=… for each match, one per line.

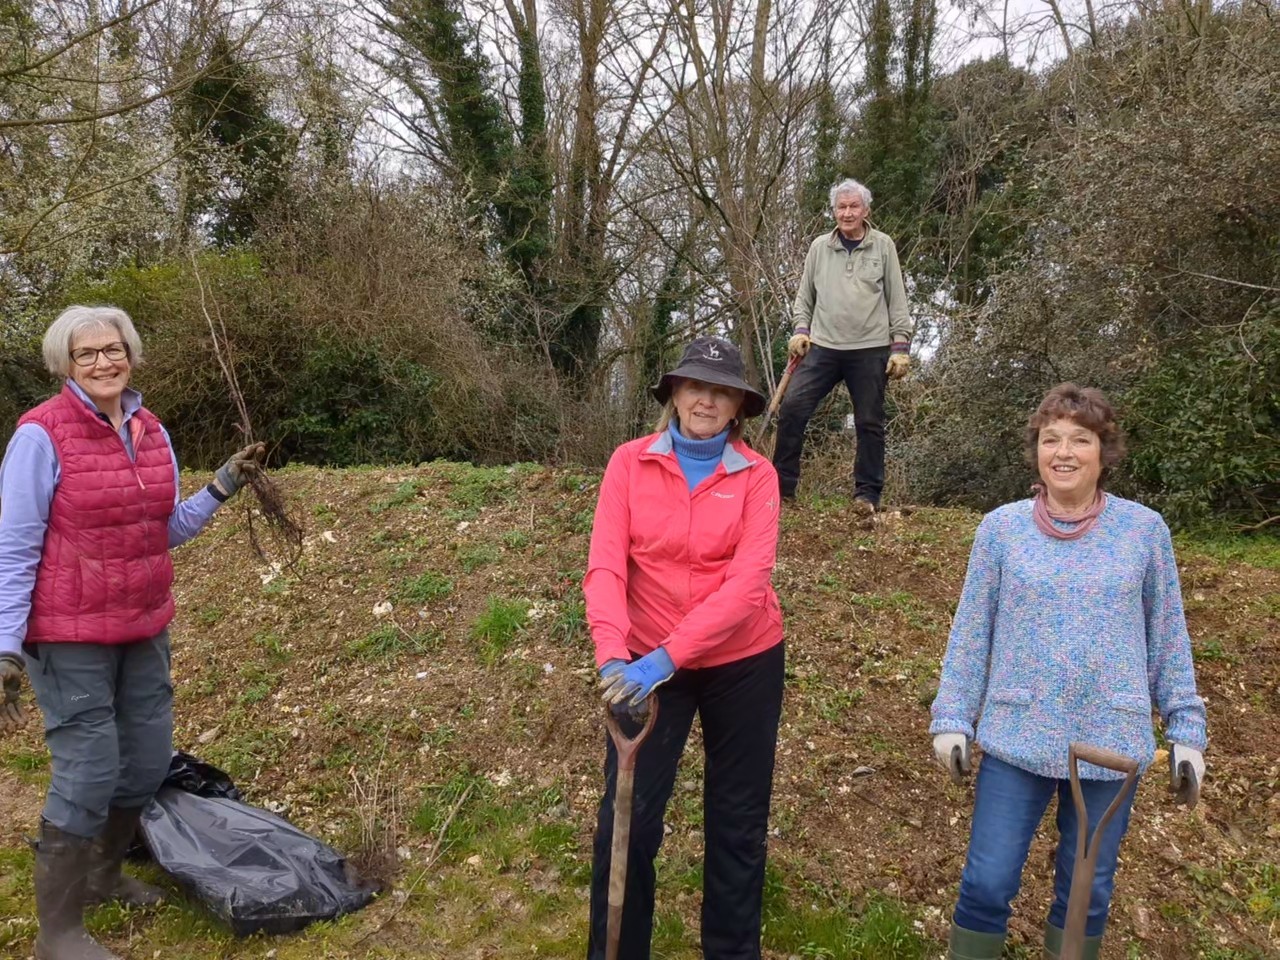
left=843, top=0, right=940, bottom=233
left=174, top=31, right=294, bottom=247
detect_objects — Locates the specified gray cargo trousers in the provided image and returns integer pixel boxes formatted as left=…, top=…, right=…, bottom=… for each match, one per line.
left=24, top=630, right=173, bottom=838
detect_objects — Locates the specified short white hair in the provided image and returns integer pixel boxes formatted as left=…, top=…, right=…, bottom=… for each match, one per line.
left=829, top=178, right=873, bottom=213
left=42, top=305, right=144, bottom=377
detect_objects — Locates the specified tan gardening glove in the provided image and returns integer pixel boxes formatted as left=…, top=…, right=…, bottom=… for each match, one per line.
left=0, top=653, right=27, bottom=735
left=214, top=442, right=266, bottom=498
left=787, top=333, right=811, bottom=359
left=886, top=352, right=910, bottom=380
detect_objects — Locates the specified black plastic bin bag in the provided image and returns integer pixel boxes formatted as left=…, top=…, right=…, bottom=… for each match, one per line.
left=140, top=787, right=376, bottom=937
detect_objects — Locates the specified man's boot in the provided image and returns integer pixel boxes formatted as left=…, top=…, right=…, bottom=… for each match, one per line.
left=1043, top=922, right=1104, bottom=960
left=33, top=822, right=120, bottom=960
left=86, top=806, right=164, bottom=907
left=948, top=921, right=1005, bottom=959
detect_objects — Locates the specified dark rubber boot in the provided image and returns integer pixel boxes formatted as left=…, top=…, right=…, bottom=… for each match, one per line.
left=86, top=806, right=164, bottom=907
left=34, top=822, right=121, bottom=960
left=1044, top=923, right=1103, bottom=960
left=948, top=921, right=1005, bottom=959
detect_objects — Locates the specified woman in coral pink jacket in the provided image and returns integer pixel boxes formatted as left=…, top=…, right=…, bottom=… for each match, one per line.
left=584, top=336, right=784, bottom=960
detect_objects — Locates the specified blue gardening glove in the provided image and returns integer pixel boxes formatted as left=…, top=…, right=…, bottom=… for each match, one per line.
left=599, top=659, right=638, bottom=719
left=600, top=648, right=676, bottom=709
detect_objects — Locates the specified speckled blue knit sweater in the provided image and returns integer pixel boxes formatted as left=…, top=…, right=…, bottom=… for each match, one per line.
left=929, top=496, right=1208, bottom=780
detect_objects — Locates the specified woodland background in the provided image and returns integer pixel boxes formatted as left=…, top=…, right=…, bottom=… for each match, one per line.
left=2, top=0, right=1277, bottom=527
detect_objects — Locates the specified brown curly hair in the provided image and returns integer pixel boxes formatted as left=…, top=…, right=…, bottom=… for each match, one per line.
left=1025, top=383, right=1127, bottom=488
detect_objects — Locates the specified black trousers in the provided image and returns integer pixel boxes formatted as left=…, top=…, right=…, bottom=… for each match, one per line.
left=771, top=344, right=890, bottom=503
left=586, top=642, right=785, bottom=960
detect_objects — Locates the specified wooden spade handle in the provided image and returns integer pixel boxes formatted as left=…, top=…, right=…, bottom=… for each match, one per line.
left=604, top=701, right=659, bottom=772
left=604, top=701, right=659, bottom=960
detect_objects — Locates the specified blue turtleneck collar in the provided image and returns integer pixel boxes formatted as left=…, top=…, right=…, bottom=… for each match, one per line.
left=668, top=421, right=729, bottom=491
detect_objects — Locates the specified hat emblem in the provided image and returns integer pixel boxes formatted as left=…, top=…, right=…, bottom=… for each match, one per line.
left=705, top=342, right=721, bottom=360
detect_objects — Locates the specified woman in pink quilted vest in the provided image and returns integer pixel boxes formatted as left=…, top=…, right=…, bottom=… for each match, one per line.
left=0, top=305, right=263, bottom=960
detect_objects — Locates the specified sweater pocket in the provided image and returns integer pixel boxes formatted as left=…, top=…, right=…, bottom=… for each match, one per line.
left=988, top=686, right=1032, bottom=706
left=1109, top=693, right=1151, bottom=715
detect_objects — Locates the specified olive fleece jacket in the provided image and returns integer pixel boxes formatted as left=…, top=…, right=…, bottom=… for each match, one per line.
left=792, top=227, right=912, bottom=350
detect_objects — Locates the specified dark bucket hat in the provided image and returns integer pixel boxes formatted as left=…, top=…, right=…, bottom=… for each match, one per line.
left=650, top=336, right=767, bottom=418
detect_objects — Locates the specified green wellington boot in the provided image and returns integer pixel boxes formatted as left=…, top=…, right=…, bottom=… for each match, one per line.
left=1043, top=922, right=1103, bottom=960
left=85, top=806, right=165, bottom=907
left=33, top=822, right=121, bottom=960
left=948, top=921, right=1006, bottom=960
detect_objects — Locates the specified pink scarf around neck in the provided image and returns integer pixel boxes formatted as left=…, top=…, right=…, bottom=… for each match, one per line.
left=1032, top=484, right=1107, bottom=540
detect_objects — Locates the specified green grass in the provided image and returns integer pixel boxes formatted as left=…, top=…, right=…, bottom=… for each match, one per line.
left=202, top=723, right=290, bottom=783
left=552, top=596, right=588, bottom=644
left=1175, top=530, right=1280, bottom=569
left=457, top=543, right=499, bottom=572
left=761, top=865, right=928, bottom=958
left=815, top=686, right=865, bottom=723
left=253, top=629, right=290, bottom=663
left=470, top=597, right=530, bottom=663
left=1, top=746, right=48, bottom=775
left=235, top=663, right=281, bottom=705
left=1192, top=638, right=1236, bottom=664
left=501, top=529, right=531, bottom=549
left=261, top=577, right=290, bottom=596
left=348, top=624, right=442, bottom=661
left=195, top=604, right=225, bottom=625
left=397, top=571, right=454, bottom=603
left=369, top=480, right=421, bottom=514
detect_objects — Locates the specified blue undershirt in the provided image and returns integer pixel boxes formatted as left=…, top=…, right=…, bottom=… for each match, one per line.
left=668, top=421, right=728, bottom=491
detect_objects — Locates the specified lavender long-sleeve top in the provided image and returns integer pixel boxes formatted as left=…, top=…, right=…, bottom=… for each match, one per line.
left=0, top=381, right=222, bottom=657
left=929, top=496, right=1208, bottom=780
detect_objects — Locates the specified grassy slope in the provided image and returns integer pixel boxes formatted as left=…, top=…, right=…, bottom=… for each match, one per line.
left=0, top=462, right=1276, bottom=960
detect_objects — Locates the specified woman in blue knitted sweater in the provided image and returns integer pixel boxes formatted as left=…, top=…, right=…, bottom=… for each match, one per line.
left=929, top=384, right=1207, bottom=960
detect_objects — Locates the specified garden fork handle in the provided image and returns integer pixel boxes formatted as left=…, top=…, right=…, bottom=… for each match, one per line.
left=1061, top=742, right=1140, bottom=960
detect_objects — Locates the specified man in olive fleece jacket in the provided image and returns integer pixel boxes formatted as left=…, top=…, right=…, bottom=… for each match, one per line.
left=774, top=178, right=913, bottom=510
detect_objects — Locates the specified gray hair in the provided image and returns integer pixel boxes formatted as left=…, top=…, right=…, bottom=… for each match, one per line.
left=829, top=178, right=873, bottom=213
left=42, top=305, right=144, bottom=377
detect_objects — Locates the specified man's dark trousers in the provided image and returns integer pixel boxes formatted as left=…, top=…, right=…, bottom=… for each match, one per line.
left=772, top=344, right=889, bottom=504
left=586, top=642, right=785, bottom=960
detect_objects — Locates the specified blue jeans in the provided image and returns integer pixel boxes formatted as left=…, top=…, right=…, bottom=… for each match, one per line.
left=954, top=754, right=1138, bottom=938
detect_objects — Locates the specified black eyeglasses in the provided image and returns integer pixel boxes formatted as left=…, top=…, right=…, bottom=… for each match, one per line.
left=70, top=342, right=129, bottom=367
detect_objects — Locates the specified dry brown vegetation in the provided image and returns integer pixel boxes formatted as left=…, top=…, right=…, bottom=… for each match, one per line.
left=1, top=462, right=1275, bottom=958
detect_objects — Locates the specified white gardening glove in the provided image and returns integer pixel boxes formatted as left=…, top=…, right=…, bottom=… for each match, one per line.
left=787, top=333, right=811, bottom=359
left=933, top=733, right=971, bottom=784
left=1170, top=743, right=1205, bottom=808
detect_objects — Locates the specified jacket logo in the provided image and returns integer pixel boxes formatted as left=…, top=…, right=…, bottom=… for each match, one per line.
left=710, top=491, right=734, bottom=499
